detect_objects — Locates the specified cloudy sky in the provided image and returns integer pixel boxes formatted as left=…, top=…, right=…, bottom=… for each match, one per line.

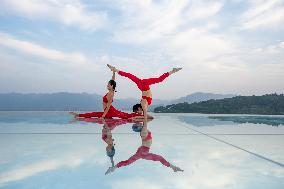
left=0, top=0, right=283, bottom=99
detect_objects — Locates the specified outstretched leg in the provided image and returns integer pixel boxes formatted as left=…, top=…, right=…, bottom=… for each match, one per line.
left=142, top=68, right=182, bottom=86
left=107, top=64, right=141, bottom=86
left=142, top=151, right=184, bottom=172
left=77, top=107, right=115, bottom=118
left=143, top=153, right=171, bottom=167
left=118, top=70, right=141, bottom=85
left=142, top=72, right=170, bottom=86
left=116, top=153, right=139, bottom=168
left=111, top=106, right=141, bottom=119
left=70, top=111, right=105, bottom=118
left=107, top=64, right=182, bottom=90
left=78, top=111, right=104, bottom=118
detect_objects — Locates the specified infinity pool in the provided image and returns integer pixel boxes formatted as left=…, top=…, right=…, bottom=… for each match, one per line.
left=0, top=112, right=283, bottom=189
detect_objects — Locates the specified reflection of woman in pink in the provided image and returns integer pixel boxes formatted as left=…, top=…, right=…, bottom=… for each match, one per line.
left=70, top=70, right=153, bottom=120
left=105, top=120, right=183, bottom=174
left=107, top=64, right=182, bottom=120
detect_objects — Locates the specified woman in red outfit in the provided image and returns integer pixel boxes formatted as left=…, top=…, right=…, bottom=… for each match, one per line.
left=107, top=64, right=182, bottom=119
left=70, top=71, right=152, bottom=119
left=105, top=120, right=183, bottom=174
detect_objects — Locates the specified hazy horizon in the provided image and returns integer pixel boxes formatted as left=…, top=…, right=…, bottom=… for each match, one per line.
left=1, top=91, right=283, bottom=101
left=1, top=0, right=284, bottom=99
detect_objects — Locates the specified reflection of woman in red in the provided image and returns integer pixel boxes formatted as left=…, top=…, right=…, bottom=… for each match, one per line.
left=105, top=120, right=183, bottom=174
left=101, top=119, right=117, bottom=166
left=79, top=117, right=142, bottom=167
left=107, top=64, right=182, bottom=120
left=70, top=70, right=153, bottom=120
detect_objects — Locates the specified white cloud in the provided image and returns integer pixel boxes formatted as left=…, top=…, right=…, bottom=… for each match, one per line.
left=111, top=0, right=224, bottom=44
left=251, top=41, right=284, bottom=54
left=0, top=0, right=108, bottom=30
left=184, top=0, right=224, bottom=20
left=0, top=138, right=102, bottom=185
left=0, top=32, right=87, bottom=64
left=240, top=0, right=284, bottom=29
left=168, top=28, right=236, bottom=64
left=0, top=157, right=83, bottom=184
left=111, top=0, right=187, bottom=44
left=111, top=177, right=163, bottom=189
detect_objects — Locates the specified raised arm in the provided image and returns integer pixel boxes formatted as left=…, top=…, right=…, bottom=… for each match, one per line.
left=112, top=71, right=115, bottom=80
left=141, top=100, right=148, bottom=121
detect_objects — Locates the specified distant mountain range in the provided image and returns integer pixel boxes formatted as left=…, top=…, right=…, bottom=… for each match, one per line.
left=154, top=94, right=284, bottom=115
left=0, top=92, right=236, bottom=111
left=148, top=92, right=235, bottom=111
left=169, top=92, right=235, bottom=104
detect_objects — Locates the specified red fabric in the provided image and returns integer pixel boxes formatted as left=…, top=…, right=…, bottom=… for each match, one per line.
left=78, top=106, right=141, bottom=119
left=142, top=131, right=152, bottom=141
left=77, top=118, right=142, bottom=143
left=79, top=118, right=140, bottom=129
left=103, top=94, right=108, bottom=103
left=116, top=146, right=170, bottom=168
left=118, top=71, right=170, bottom=91
left=102, top=133, right=107, bottom=142
left=103, top=93, right=113, bottom=103
left=141, top=96, right=152, bottom=105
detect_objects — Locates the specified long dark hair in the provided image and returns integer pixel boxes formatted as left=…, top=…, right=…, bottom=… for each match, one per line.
left=133, top=103, right=142, bottom=112
left=108, top=80, right=116, bottom=92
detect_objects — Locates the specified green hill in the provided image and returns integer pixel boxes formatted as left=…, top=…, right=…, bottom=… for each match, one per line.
left=154, top=94, right=284, bottom=115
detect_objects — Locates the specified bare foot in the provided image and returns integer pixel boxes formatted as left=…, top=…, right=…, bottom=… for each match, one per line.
left=170, top=67, right=182, bottom=74
left=69, top=118, right=78, bottom=124
left=107, top=64, right=118, bottom=72
left=105, top=166, right=117, bottom=175
left=69, top=112, right=79, bottom=118
left=170, top=164, right=184, bottom=172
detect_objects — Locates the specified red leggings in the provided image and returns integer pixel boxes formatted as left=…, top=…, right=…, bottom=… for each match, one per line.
left=116, top=146, right=170, bottom=168
left=78, top=118, right=137, bottom=129
left=78, top=106, right=140, bottom=119
left=118, top=71, right=170, bottom=91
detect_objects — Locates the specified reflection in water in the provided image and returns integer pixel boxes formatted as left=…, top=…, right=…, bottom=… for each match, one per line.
left=1, top=112, right=284, bottom=188
left=78, top=118, right=134, bottom=167
left=105, top=120, right=183, bottom=174
left=177, top=115, right=284, bottom=127
left=0, top=111, right=70, bottom=124
left=78, top=118, right=184, bottom=174
left=177, top=115, right=236, bottom=127
left=209, top=116, right=284, bottom=126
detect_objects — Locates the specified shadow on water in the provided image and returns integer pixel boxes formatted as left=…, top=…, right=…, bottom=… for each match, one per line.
left=76, top=118, right=184, bottom=175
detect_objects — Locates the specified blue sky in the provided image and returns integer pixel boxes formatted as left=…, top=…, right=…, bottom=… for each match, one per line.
left=0, top=0, right=284, bottom=99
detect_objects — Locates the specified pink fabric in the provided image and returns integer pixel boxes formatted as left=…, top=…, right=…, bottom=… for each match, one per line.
left=116, top=146, right=170, bottom=168
left=142, top=131, right=152, bottom=141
